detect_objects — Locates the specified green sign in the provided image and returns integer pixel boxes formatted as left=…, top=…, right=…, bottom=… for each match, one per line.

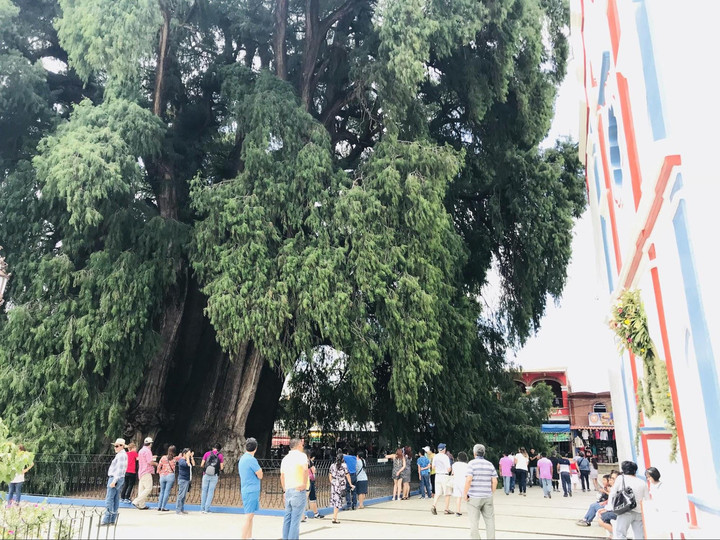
left=544, top=432, right=570, bottom=442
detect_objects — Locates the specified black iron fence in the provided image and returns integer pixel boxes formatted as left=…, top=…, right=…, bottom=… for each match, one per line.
left=5, top=455, right=418, bottom=510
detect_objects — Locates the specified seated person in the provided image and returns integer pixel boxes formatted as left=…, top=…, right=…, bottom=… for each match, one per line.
left=577, top=472, right=617, bottom=526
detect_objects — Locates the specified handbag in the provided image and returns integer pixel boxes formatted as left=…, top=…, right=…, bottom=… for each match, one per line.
left=612, top=475, right=637, bottom=515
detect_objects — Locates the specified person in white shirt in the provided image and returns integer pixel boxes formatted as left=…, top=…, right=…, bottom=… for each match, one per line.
left=450, top=452, right=469, bottom=515
left=513, top=448, right=529, bottom=496
left=607, top=460, right=648, bottom=539
left=430, top=443, right=452, bottom=515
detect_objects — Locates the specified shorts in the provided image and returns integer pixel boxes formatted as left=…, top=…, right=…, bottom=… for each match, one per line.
left=600, top=511, right=617, bottom=524
left=355, top=480, right=368, bottom=495
left=309, top=481, right=317, bottom=502
left=435, top=474, right=453, bottom=496
left=242, top=491, right=260, bottom=514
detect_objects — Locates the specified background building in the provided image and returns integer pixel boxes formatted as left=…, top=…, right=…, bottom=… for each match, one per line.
left=571, top=0, right=720, bottom=535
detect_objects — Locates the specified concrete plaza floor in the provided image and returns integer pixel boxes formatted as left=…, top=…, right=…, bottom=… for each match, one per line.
left=110, top=485, right=608, bottom=539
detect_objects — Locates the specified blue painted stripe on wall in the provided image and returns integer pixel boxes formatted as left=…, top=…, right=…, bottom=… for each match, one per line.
left=600, top=216, right=615, bottom=293
left=598, top=52, right=610, bottom=107
left=635, top=1, right=667, bottom=140
left=673, top=200, right=720, bottom=490
left=594, top=158, right=602, bottom=204
left=670, top=173, right=684, bottom=200
left=620, top=356, right=638, bottom=463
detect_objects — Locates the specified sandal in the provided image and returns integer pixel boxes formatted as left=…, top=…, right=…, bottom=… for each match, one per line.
left=332, top=519, right=340, bottom=524
left=444, top=509, right=453, bottom=515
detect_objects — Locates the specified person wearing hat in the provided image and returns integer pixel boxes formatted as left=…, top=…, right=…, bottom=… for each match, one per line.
left=431, top=443, right=452, bottom=515
left=100, top=438, right=128, bottom=526
left=132, top=437, right=158, bottom=510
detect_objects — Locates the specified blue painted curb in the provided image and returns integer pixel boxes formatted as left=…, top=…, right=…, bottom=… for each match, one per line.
left=21, top=490, right=420, bottom=517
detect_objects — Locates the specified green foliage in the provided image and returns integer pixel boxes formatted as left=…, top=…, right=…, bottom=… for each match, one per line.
left=1, top=0, right=583, bottom=455
left=0, top=418, right=34, bottom=486
left=55, top=0, right=162, bottom=95
left=610, top=289, right=677, bottom=460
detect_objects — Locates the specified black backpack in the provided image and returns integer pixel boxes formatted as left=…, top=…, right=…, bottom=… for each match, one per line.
left=205, top=453, right=220, bottom=476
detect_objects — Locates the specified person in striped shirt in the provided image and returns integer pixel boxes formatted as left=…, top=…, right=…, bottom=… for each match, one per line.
left=101, top=438, right=128, bottom=526
left=463, top=444, right=498, bottom=539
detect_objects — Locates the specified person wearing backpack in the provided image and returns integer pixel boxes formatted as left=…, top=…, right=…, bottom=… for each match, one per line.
left=576, top=452, right=591, bottom=492
left=200, top=443, right=224, bottom=513
left=607, top=460, right=648, bottom=539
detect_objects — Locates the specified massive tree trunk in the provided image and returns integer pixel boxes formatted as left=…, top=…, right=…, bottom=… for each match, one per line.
left=245, top=363, right=285, bottom=458
left=273, top=0, right=288, bottom=80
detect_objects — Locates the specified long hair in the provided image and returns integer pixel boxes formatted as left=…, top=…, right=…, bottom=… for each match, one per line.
left=335, top=452, right=345, bottom=467
left=167, top=445, right=176, bottom=460
left=519, top=447, right=528, bottom=458
left=395, top=448, right=403, bottom=461
left=404, top=446, right=412, bottom=458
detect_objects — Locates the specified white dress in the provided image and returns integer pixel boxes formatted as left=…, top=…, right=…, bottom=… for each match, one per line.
left=452, top=462, right=469, bottom=497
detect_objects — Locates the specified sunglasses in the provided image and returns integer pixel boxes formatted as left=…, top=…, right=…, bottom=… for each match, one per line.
left=114, top=444, right=123, bottom=448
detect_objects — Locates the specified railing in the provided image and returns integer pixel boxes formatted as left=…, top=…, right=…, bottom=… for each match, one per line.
left=0, top=504, right=117, bottom=540
left=7, top=456, right=418, bottom=510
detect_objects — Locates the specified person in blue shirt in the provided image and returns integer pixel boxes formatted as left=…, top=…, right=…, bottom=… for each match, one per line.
left=176, top=448, right=195, bottom=514
left=343, top=450, right=358, bottom=510
left=238, top=438, right=263, bottom=540
left=417, top=448, right=432, bottom=499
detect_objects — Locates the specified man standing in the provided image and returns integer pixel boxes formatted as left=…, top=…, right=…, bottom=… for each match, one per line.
left=498, top=452, right=514, bottom=495
left=343, top=448, right=358, bottom=510
left=101, top=438, right=128, bottom=526
left=463, top=444, right=497, bottom=540
left=576, top=452, right=591, bottom=492
left=239, top=438, right=263, bottom=540
left=430, top=443, right=451, bottom=515
left=536, top=452, right=553, bottom=498
left=280, top=438, right=309, bottom=540
left=607, top=460, right=648, bottom=539
left=417, top=448, right=432, bottom=499
left=528, top=448, right=538, bottom=487
left=200, top=442, right=224, bottom=513
left=424, top=446, right=436, bottom=495
left=132, top=437, right=157, bottom=510
left=557, top=453, right=572, bottom=497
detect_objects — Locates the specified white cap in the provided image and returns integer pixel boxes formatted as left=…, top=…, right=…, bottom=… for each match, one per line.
left=144, top=437, right=153, bottom=444
left=113, top=438, right=126, bottom=446
left=423, top=446, right=431, bottom=453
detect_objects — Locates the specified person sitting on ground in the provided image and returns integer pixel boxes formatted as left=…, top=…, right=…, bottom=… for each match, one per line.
left=577, top=472, right=616, bottom=526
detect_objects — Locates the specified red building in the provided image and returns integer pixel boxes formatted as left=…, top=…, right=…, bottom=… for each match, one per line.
left=515, top=369, right=571, bottom=452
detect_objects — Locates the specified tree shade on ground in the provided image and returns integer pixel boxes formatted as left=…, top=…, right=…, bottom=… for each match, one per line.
left=0, top=0, right=585, bottom=457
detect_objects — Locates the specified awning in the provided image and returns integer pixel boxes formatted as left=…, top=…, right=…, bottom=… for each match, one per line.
left=572, top=426, right=614, bottom=430
left=542, top=423, right=571, bottom=433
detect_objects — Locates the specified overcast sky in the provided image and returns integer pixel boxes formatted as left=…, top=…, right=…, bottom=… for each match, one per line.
left=505, top=69, right=615, bottom=393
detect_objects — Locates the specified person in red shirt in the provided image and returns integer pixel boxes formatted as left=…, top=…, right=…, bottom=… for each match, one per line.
left=121, top=442, right=138, bottom=503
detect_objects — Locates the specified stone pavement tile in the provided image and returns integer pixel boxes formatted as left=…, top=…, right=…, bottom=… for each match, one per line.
left=106, top=486, right=608, bottom=539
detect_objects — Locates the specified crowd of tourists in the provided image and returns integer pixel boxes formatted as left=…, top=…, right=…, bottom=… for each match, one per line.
left=5, top=432, right=666, bottom=540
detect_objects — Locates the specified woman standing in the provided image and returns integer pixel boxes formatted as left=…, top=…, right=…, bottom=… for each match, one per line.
left=6, top=444, right=33, bottom=507
left=157, top=445, right=178, bottom=511
left=401, top=447, right=412, bottom=500
left=589, top=456, right=600, bottom=491
left=120, top=442, right=138, bottom=503
left=514, top=448, right=529, bottom=496
left=176, top=448, right=194, bottom=514
left=385, top=449, right=406, bottom=501
left=451, top=452, right=469, bottom=515
left=329, top=452, right=354, bottom=524
left=355, top=450, right=368, bottom=509
left=305, top=452, right=324, bottom=519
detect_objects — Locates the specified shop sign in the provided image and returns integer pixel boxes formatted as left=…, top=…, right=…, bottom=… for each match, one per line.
left=588, top=412, right=614, bottom=427
left=544, top=432, right=570, bottom=442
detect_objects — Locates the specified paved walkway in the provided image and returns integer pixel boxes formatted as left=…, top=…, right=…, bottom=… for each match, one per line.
left=110, top=485, right=608, bottom=539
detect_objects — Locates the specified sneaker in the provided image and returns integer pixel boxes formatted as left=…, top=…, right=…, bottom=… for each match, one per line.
left=201, top=511, right=208, bottom=514
left=548, top=493, right=551, bottom=499
left=181, top=511, right=189, bottom=515
left=577, top=520, right=591, bottom=527
left=431, top=506, right=437, bottom=515
left=564, top=494, right=568, bottom=497
left=569, top=492, right=573, bottom=497
left=161, top=508, right=170, bottom=512
left=314, top=513, right=324, bottom=519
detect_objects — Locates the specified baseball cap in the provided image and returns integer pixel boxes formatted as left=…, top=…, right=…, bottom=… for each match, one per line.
left=144, top=437, right=153, bottom=444
left=423, top=446, right=431, bottom=453
left=438, top=443, right=446, bottom=450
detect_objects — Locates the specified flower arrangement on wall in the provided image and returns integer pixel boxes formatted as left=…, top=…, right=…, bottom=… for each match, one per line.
left=609, top=289, right=677, bottom=460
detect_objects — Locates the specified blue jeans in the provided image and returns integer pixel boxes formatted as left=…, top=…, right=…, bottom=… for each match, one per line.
left=102, top=477, right=124, bottom=525
left=282, top=488, right=306, bottom=540
left=201, top=474, right=219, bottom=512
left=584, top=501, right=604, bottom=522
left=345, top=473, right=357, bottom=508
left=7, top=482, right=22, bottom=505
left=158, top=475, right=175, bottom=510
left=541, top=478, right=552, bottom=497
left=561, top=472, right=572, bottom=495
left=502, top=476, right=512, bottom=494
left=176, top=479, right=190, bottom=513
left=419, top=475, right=432, bottom=498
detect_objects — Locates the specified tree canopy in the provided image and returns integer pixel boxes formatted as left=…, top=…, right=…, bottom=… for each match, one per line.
left=0, top=0, right=585, bottom=455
